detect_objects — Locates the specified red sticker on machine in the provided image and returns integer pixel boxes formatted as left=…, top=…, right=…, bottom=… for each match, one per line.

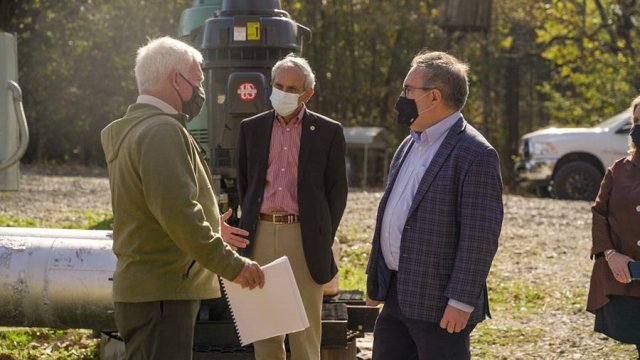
left=237, top=82, right=257, bottom=101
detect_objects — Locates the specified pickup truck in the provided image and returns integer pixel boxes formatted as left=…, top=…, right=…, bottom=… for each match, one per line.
left=515, top=111, right=632, bottom=200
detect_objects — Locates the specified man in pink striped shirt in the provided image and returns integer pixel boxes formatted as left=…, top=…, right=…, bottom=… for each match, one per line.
left=237, top=54, right=348, bottom=360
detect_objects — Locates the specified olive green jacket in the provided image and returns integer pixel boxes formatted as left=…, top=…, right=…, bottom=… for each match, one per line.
left=101, top=102, right=245, bottom=303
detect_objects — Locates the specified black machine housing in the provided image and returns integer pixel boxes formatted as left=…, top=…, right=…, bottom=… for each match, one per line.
left=199, top=0, right=310, bottom=213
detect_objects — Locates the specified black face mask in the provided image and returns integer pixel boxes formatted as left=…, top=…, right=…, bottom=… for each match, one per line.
left=175, top=73, right=205, bottom=121
left=394, top=96, right=419, bottom=127
left=631, top=124, right=640, bottom=148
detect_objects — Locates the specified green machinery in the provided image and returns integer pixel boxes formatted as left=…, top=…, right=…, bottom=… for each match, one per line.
left=178, top=0, right=221, bottom=159
left=178, top=0, right=310, bottom=214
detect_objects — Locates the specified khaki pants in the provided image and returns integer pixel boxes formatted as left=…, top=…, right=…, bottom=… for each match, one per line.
left=114, top=300, right=200, bottom=360
left=252, top=220, right=323, bottom=360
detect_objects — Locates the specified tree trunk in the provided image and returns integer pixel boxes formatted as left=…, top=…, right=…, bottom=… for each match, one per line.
left=504, top=57, right=520, bottom=176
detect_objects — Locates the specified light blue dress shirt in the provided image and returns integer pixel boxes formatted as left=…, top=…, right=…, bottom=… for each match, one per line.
left=380, top=111, right=474, bottom=312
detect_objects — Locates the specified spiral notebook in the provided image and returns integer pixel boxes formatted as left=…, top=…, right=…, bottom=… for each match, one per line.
left=221, top=256, right=309, bottom=345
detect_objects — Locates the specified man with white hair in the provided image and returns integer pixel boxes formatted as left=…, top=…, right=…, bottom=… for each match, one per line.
left=236, top=54, right=348, bottom=359
left=100, top=36, right=264, bottom=360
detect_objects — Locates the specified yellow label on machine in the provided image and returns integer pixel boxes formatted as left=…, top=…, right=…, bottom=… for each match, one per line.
left=247, top=22, right=260, bottom=40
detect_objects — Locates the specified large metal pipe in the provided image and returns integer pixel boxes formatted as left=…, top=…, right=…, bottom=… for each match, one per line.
left=0, top=227, right=116, bottom=330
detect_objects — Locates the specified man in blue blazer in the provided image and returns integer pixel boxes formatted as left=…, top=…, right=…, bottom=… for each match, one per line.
left=366, top=51, right=503, bottom=360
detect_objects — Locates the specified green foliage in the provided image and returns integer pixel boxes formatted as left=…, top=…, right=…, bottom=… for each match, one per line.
left=1, top=0, right=639, bottom=181
left=1, top=0, right=190, bottom=165
left=535, top=0, right=640, bottom=126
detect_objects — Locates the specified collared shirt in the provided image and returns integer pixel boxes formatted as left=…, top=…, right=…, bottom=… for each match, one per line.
left=381, top=111, right=474, bottom=312
left=136, top=95, right=178, bottom=114
left=260, top=107, right=305, bottom=215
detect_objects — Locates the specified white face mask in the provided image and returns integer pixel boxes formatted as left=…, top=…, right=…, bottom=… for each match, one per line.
left=270, top=87, right=301, bottom=116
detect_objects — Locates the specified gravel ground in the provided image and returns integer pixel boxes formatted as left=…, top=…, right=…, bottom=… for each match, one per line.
left=0, top=166, right=111, bottom=225
left=1, top=170, right=638, bottom=358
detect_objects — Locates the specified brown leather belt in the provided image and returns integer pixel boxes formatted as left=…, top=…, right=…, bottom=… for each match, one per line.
left=259, top=213, right=299, bottom=224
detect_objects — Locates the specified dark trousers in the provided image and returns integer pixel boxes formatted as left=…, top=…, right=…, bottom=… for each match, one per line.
left=114, top=300, right=200, bottom=360
left=372, top=275, right=476, bottom=360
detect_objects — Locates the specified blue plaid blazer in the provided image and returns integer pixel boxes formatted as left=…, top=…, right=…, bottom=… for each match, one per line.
left=366, top=117, right=503, bottom=325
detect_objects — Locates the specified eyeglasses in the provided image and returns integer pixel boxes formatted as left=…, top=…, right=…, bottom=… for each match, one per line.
left=402, top=85, right=436, bottom=98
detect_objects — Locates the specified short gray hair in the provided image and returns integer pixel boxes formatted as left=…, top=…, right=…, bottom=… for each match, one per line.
left=411, top=51, right=469, bottom=111
left=271, top=53, right=316, bottom=90
left=134, top=36, right=203, bottom=93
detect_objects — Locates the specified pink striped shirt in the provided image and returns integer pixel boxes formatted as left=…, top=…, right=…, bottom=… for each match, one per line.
left=259, top=107, right=305, bottom=215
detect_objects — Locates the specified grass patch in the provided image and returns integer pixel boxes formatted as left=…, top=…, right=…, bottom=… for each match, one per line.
left=489, top=280, right=547, bottom=319
left=471, top=324, right=547, bottom=358
left=490, top=278, right=590, bottom=319
left=473, top=324, right=546, bottom=347
left=338, top=244, right=370, bottom=293
left=337, top=223, right=371, bottom=245
left=0, top=215, right=37, bottom=228
left=0, top=211, right=112, bottom=230
left=0, top=328, right=98, bottom=360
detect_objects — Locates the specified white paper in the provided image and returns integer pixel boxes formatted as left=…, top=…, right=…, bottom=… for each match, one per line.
left=221, top=256, right=309, bottom=345
left=233, top=26, right=247, bottom=41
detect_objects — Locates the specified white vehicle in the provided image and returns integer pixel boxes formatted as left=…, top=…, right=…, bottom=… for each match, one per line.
left=515, top=111, right=632, bottom=200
